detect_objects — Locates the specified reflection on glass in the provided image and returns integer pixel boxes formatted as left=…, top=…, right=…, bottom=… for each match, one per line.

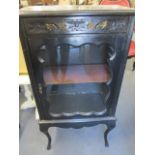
left=40, top=43, right=112, bottom=117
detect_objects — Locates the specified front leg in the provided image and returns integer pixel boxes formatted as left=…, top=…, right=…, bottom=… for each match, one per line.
left=104, top=121, right=116, bottom=147
left=39, top=124, right=52, bottom=150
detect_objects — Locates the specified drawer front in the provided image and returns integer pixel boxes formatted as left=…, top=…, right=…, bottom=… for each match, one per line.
left=24, top=16, right=129, bottom=35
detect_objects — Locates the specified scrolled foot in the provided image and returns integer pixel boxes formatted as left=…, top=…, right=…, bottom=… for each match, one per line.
left=104, top=128, right=110, bottom=147
left=40, top=125, right=52, bottom=150
left=104, top=122, right=116, bottom=147
left=44, top=131, right=51, bottom=150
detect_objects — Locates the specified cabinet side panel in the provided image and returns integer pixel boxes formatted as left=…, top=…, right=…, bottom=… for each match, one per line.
left=19, top=17, right=46, bottom=120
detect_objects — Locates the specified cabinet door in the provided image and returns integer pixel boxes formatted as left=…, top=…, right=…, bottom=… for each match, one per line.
left=27, top=34, right=126, bottom=119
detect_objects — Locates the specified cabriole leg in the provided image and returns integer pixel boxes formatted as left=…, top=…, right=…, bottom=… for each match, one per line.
left=40, top=125, right=52, bottom=150
left=104, top=121, right=116, bottom=147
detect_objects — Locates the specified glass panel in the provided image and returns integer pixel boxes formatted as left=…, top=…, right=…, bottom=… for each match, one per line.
left=46, top=83, right=109, bottom=117
left=30, top=37, right=113, bottom=118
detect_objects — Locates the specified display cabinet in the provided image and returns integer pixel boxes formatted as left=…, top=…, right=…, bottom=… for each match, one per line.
left=20, top=6, right=134, bottom=150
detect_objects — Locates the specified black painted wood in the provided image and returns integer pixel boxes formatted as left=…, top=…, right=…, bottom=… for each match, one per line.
left=20, top=6, right=134, bottom=150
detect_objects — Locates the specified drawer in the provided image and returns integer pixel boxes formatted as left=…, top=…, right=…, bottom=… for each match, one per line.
left=24, top=16, right=129, bottom=35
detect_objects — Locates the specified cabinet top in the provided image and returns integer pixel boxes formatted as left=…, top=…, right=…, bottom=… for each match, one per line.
left=19, top=5, right=134, bottom=17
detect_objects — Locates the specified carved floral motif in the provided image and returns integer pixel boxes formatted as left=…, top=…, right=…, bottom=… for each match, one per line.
left=95, top=21, right=108, bottom=29
left=26, top=18, right=127, bottom=33
left=44, top=20, right=108, bottom=32
left=45, top=23, right=58, bottom=31
left=87, top=22, right=95, bottom=30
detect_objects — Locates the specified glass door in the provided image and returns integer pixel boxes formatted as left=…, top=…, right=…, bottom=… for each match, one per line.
left=29, top=35, right=114, bottom=118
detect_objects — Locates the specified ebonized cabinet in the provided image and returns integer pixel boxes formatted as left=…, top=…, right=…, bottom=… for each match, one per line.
left=20, top=6, right=134, bottom=150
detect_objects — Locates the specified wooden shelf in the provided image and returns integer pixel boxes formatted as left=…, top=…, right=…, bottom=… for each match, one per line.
left=43, top=64, right=111, bottom=85
left=48, top=93, right=107, bottom=118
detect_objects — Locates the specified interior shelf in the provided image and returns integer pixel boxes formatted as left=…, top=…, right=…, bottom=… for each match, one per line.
left=48, top=93, right=107, bottom=117
left=43, top=64, right=111, bottom=85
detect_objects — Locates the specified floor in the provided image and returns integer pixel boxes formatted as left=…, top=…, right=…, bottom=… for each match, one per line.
left=19, top=59, right=135, bottom=155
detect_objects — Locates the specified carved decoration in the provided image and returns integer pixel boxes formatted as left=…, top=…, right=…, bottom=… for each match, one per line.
left=87, top=22, right=95, bottom=30
left=57, top=23, right=67, bottom=31
left=95, top=20, right=108, bottom=29
left=26, top=18, right=127, bottom=34
left=67, top=19, right=85, bottom=31
left=45, top=20, right=108, bottom=32
left=27, top=23, right=45, bottom=33
left=45, top=23, right=58, bottom=31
